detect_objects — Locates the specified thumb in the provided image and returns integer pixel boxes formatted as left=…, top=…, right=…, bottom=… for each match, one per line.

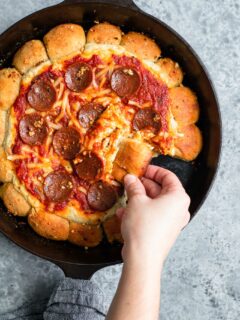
left=124, top=174, right=146, bottom=198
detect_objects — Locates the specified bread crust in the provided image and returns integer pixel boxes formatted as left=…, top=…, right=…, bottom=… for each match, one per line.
left=13, top=40, right=48, bottom=74
left=174, top=124, right=202, bottom=161
left=0, top=183, right=31, bottom=216
left=0, top=68, right=21, bottom=111
left=0, top=111, right=6, bottom=146
left=156, top=58, right=183, bottom=88
left=0, top=148, right=14, bottom=182
left=169, top=86, right=200, bottom=125
left=28, top=209, right=69, bottom=240
left=87, top=22, right=122, bottom=45
left=121, top=32, right=161, bottom=61
left=103, top=214, right=123, bottom=243
left=68, top=221, right=102, bottom=247
left=112, top=138, right=153, bottom=182
left=43, top=23, right=86, bottom=61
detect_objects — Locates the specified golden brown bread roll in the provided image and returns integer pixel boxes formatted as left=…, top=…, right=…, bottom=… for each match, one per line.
left=28, top=209, right=69, bottom=240
left=174, top=124, right=202, bottom=161
left=103, top=214, right=123, bottom=243
left=169, top=86, right=200, bottom=125
left=121, top=32, right=161, bottom=61
left=13, top=40, right=48, bottom=74
left=44, top=23, right=86, bottom=61
left=0, top=148, right=14, bottom=182
left=156, top=58, right=183, bottom=88
left=0, top=111, right=6, bottom=146
left=68, top=221, right=103, bottom=247
left=0, top=68, right=21, bottom=111
left=0, top=183, right=31, bottom=216
left=87, top=22, right=122, bottom=45
left=112, top=138, right=153, bottom=182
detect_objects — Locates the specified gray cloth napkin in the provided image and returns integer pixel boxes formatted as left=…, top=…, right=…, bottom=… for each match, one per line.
left=1, top=278, right=107, bottom=320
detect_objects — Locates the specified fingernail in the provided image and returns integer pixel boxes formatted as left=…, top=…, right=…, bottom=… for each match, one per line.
left=124, top=174, right=136, bottom=186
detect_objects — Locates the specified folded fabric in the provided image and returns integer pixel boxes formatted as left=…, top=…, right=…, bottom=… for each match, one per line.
left=1, top=278, right=107, bottom=320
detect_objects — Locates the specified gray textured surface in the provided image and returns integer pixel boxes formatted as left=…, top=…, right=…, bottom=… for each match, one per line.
left=0, top=0, right=239, bottom=319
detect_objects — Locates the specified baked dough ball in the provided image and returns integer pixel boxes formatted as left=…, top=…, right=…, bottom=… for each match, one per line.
left=0, top=183, right=31, bottom=216
left=157, top=58, right=183, bottom=88
left=43, top=23, right=86, bottom=61
left=0, top=111, right=6, bottom=146
left=174, top=124, right=202, bottom=161
left=112, top=138, right=153, bottom=182
left=87, top=22, right=122, bottom=45
left=68, top=221, right=102, bottom=247
left=103, top=214, right=123, bottom=243
left=0, top=148, right=14, bottom=182
left=169, top=86, right=199, bottom=125
left=28, top=209, right=69, bottom=240
left=121, top=32, right=161, bottom=61
left=13, top=40, right=48, bottom=74
left=0, top=68, right=21, bottom=111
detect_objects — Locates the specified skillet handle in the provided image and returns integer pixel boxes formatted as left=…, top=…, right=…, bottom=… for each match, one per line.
left=55, top=261, right=107, bottom=279
left=62, top=0, right=139, bottom=10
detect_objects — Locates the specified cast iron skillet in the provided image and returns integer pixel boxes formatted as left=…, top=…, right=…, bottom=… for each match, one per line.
left=0, top=0, right=221, bottom=279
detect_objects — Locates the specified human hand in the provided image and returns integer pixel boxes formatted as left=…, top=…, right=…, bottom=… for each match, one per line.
left=116, top=165, right=190, bottom=266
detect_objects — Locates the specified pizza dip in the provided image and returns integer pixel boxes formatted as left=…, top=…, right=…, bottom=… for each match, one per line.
left=0, top=23, right=202, bottom=247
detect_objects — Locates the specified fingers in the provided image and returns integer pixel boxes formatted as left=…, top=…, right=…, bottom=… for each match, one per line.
left=141, top=177, right=162, bottom=198
left=116, top=207, right=125, bottom=220
left=144, top=165, right=183, bottom=192
left=124, top=174, right=146, bottom=198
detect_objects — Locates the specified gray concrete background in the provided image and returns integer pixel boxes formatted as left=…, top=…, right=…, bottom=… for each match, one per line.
left=0, top=0, right=239, bottom=319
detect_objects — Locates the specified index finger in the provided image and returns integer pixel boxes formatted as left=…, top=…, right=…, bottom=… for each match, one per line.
left=144, top=165, right=183, bottom=191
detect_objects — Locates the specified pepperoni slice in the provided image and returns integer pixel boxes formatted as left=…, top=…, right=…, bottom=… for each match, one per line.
left=110, top=67, right=140, bottom=97
left=75, top=152, right=103, bottom=181
left=133, top=108, right=161, bottom=133
left=19, top=113, right=47, bottom=145
left=87, top=181, right=117, bottom=211
left=53, top=127, right=81, bottom=160
left=44, top=171, right=73, bottom=202
left=78, top=102, right=105, bottom=129
left=65, top=62, right=93, bottom=92
left=27, top=78, right=56, bottom=111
